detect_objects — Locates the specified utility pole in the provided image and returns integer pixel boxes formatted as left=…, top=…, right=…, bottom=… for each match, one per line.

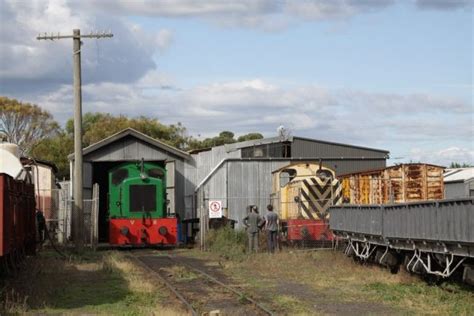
left=37, top=29, right=113, bottom=252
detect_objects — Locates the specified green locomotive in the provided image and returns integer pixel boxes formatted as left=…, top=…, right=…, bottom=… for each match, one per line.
left=108, top=160, right=177, bottom=246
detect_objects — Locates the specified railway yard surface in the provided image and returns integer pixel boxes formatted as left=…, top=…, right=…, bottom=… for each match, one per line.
left=1, top=247, right=473, bottom=315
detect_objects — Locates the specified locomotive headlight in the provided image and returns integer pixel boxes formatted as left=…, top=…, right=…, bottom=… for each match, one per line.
left=158, top=226, right=168, bottom=236
left=120, top=226, right=129, bottom=236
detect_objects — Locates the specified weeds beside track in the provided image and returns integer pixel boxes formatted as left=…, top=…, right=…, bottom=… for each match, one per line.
left=132, top=251, right=274, bottom=316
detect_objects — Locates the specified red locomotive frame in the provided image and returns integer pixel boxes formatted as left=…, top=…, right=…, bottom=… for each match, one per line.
left=109, top=217, right=177, bottom=246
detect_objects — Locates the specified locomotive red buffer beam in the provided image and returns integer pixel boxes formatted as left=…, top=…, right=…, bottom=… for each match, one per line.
left=109, top=218, right=177, bottom=246
left=285, top=219, right=334, bottom=241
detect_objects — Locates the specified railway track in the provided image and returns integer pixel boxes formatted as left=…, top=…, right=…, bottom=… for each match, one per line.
left=130, top=251, right=274, bottom=316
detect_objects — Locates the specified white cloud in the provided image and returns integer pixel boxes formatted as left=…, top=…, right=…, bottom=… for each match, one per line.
left=77, top=0, right=469, bottom=31
left=28, top=77, right=472, bottom=159
left=0, top=0, right=174, bottom=94
left=416, top=0, right=472, bottom=10
left=155, top=29, right=174, bottom=52
left=409, top=147, right=474, bottom=166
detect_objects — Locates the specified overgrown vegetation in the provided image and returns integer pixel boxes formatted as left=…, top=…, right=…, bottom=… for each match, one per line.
left=0, top=250, right=185, bottom=315
left=186, top=248, right=474, bottom=315
left=205, top=226, right=248, bottom=261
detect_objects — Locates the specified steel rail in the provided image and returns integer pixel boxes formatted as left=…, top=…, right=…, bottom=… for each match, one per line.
left=128, top=254, right=198, bottom=316
left=166, top=254, right=275, bottom=316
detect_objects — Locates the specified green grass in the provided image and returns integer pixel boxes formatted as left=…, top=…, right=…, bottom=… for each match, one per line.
left=187, top=247, right=474, bottom=315
left=366, top=281, right=474, bottom=315
left=166, top=265, right=200, bottom=282
left=1, top=250, right=184, bottom=315
left=274, top=295, right=311, bottom=315
left=205, top=226, right=248, bottom=261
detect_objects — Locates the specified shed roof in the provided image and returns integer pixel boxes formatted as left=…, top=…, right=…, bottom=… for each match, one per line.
left=188, top=135, right=389, bottom=155
left=20, top=157, right=59, bottom=173
left=68, top=128, right=191, bottom=161
left=444, top=168, right=474, bottom=183
left=293, top=136, right=389, bottom=154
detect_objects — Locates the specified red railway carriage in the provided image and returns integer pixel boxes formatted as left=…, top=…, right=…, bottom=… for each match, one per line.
left=0, top=173, right=36, bottom=269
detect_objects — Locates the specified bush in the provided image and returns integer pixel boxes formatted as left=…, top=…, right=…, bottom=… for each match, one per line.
left=206, top=226, right=247, bottom=261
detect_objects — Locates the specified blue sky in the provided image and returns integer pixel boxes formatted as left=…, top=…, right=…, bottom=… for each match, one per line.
left=0, top=0, right=472, bottom=165
left=151, top=3, right=471, bottom=99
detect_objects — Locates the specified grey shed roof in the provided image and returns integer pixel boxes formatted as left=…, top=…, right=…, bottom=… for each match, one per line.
left=444, top=168, right=474, bottom=183
left=223, top=135, right=292, bottom=153
left=293, top=136, right=389, bottom=154
left=191, top=135, right=388, bottom=155
left=68, top=128, right=191, bottom=161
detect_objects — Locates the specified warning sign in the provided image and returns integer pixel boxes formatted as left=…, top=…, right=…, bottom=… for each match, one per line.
left=209, top=200, right=223, bottom=219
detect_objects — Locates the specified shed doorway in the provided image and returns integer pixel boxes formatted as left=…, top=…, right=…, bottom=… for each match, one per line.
left=91, top=160, right=168, bottom=242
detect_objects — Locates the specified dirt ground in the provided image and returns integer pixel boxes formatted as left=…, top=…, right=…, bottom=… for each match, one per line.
left=1, top=248, right=473, bottom=315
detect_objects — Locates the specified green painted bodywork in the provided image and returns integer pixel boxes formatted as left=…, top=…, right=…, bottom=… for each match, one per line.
left=108, top=161, right=166, bottom=219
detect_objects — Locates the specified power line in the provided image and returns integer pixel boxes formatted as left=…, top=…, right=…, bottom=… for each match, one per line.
left=37, top=29, right=113, bottom=253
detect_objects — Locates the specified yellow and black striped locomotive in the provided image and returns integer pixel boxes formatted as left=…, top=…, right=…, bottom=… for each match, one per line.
left=270, top=162, right=342, bottom=245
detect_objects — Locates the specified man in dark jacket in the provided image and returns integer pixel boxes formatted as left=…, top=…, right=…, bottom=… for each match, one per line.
left=243, top=206, right=263, bottom=253
left=265, top=204, right=279, bottom=253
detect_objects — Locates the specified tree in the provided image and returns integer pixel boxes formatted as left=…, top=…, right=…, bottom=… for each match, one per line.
left=65, top=113, right=189, bottom=149
left=449, top=162, right=473, bottom=168
left=0, top=96, right=59, bottom=154
left=186, top=131, right=265, bottom=150
left=237, top=132, right=264, bottom=142
left=31, top=132, right=73, bottom=179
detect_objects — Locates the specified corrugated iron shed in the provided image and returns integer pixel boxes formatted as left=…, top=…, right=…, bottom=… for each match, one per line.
left=68, top=128, right=191, bottom=241
left=67, top=128, right=390, bottom=232
left=444, top=167, right=474, bottom=198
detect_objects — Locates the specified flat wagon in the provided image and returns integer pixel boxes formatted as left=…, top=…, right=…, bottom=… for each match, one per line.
left=330, top=198, right=474, bottom=284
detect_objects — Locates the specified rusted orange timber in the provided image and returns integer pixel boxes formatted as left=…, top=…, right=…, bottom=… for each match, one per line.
left=339, top=163, right=444, bottom=204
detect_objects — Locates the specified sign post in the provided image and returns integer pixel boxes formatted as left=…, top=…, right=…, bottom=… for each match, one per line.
left=208, top=200, right=223, bottom=219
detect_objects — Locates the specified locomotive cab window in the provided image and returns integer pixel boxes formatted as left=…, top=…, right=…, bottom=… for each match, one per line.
left=148, top=168, right=165, bottom=179
left=112, top=168, right=129, bottom=185
left=129, top=185, right=157, bottom=212
left=316, top=169, right=333, bottom=180
left=280, top=169, right=297, bottom=187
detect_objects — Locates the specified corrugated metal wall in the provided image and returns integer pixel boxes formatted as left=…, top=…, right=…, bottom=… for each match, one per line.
left=196, top=160, right=291, bottom=229
left=85, top=136, right=175, bottom=161
left=184, top=145, right=241, bottom=218
left=189, top=159, right=387, bottom=228
left=445, top=181, right=473, bottom=199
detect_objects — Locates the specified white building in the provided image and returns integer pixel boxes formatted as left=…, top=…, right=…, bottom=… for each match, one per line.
left=444, top=168, right=474, bottom=199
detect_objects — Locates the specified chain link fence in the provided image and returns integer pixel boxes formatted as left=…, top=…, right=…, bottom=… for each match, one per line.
left=37, top=183, right=99, bottom=249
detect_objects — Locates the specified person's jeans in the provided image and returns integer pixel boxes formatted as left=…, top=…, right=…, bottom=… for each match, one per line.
left=248, top=232, right=259, bottom=252
left=267, top=230, right=278, bottom=253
